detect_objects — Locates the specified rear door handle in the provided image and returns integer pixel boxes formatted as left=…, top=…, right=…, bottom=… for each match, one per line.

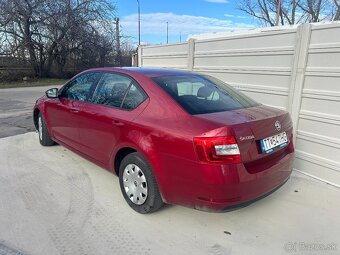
left=70, top=109, right=79, bottom=113
left=112, top=120, right=125, bottom=126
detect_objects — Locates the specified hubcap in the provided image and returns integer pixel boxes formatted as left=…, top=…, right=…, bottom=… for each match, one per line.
left=38, top=117, right=42, bottom=140
left=123, top=164, right=148, bottom=205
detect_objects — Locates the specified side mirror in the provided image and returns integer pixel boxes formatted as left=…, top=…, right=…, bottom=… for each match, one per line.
left=45, top=88, right=59, bottom=98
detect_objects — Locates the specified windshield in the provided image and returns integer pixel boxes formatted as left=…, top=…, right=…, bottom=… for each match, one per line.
left=152, top=74, right=260, bottom=115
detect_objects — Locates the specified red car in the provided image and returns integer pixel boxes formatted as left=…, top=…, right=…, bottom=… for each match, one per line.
left=33, top=67, right=294, bottom=213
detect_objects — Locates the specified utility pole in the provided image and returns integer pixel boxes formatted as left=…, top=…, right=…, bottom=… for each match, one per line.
left=115, top=18, right=122, bottom=66
left=180, top=32, right=182, bottom=42
left=137, top=0, right=141, bottom=46
left=166, top=22, right=169, bottom=44
left=276, top=0, right=281, bottom=26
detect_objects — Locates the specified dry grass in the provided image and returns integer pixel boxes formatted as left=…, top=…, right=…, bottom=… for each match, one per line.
left=0, top=78, right=67, bottom=89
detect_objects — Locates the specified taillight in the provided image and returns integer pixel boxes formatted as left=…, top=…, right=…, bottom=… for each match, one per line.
left=193, top=136, right=241, bottom=164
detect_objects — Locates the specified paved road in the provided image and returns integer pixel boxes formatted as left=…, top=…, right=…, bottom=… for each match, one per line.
left=0, top=85, right=62, bottom=138
left=0, top=132, right=339, bottom=255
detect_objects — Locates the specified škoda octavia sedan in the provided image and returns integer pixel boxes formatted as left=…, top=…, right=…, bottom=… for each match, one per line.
left=33, top=68, right=294, bottom=213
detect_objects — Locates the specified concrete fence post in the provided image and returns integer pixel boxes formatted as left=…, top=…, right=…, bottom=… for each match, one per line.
left=138, top=46, right=142, bottom=67
left=188, top=39, right=196, bottom=71
left=288, top=23, right=312, bottom=140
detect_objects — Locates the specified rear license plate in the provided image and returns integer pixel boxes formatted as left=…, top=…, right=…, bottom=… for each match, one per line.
left=260, top=132, right=288, bottom=154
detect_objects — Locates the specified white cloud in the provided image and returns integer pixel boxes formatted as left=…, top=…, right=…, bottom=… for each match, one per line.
left=205, top=0, right=229, bottom=3
left=224, top=14, right=248, bottom=19
left=120, top=12, right=253, bottom=40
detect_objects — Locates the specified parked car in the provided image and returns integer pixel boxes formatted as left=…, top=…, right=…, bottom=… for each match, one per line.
left=33, top=67, right=294, bottom=213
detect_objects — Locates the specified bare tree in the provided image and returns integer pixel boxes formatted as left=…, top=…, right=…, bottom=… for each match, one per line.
left=238, top=0, right=339, bottom=26
left=296, top=0, right=334, bottom=22
left=333, top=0, right=340, bottom=20
left=0, top=0, right=117, bottom=77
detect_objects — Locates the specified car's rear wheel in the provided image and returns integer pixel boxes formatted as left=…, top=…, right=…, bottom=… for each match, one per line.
left=38, top=113, right=55, bottom=146
left=119, top=152, right=164, bottom=213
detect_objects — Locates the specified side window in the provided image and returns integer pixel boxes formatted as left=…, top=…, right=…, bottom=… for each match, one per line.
left=122, top=84, right=147, bottom=110
left=60, top=72, right=101, bottom=102
left=93, top=73, right=131, bottom=108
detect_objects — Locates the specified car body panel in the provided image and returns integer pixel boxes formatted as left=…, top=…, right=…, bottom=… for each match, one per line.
left=34, top=67, right=294, bottom=212
left=77, top=99, right=149, bottom=163
left=44, top=98, right=83, bottom=149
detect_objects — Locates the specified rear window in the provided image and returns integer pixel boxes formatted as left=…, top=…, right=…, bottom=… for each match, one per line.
left=152, top=75, right=259, bottom=114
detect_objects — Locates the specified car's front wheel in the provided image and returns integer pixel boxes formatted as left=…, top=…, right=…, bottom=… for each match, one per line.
left=119, top=152, right=164, bottom=213
left=37, top=113, right=55, bottom=146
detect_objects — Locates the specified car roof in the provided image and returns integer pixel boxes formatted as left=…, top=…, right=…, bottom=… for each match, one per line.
left=85, top=67, right=194, bottom=78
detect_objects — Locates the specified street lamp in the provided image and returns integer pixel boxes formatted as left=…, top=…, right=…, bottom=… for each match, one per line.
left=166, top=22, right=169, bottom=44
left=137, top=0, right=141, bottom=46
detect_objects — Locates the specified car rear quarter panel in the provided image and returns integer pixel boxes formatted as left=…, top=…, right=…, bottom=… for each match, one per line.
left=106, top=74, right=223, bottom=203
left=114, top=75, right=294, bottom=206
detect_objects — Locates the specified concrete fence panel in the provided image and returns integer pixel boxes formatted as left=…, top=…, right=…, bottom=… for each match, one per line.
left=294, top=24, right=340, bottom=187
left=138, top=22, right=340, bottom=187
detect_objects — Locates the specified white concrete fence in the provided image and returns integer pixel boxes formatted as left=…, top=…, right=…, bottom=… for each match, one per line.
left=137, top=23, right=340, bottom=187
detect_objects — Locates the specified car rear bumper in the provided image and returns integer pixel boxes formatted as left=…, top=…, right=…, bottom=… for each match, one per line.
left=159, top=145, right=294, bottom=212
left=193, top=169, right=292, bottom=212
left=220, top=177, right=289, bottom=212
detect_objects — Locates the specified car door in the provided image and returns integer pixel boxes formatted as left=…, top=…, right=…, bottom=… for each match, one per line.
left=77, top=72, right=148, bottom=164
left=45, top=72, right=102, bottom=149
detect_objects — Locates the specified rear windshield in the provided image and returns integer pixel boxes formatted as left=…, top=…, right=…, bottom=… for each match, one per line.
left=152, top=74, right=260, bottom=114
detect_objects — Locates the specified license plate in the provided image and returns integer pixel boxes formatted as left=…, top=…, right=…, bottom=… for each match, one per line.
left=260, top=132, right=288, bottom=154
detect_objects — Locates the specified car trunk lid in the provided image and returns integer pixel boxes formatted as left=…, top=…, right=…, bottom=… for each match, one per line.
left=195, top=105, right=293, bottom=163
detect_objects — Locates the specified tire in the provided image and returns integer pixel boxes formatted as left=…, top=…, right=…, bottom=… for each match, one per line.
left=119, top=152, right=164, bottom=214
left=37, top=113, right=55, bottom=146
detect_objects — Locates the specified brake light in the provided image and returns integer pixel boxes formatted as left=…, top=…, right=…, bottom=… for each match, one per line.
left=193, top=136, right=241, bottom=164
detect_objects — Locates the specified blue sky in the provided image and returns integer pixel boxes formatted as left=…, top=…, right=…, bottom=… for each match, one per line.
left=115, top=0, right=256, bottom=45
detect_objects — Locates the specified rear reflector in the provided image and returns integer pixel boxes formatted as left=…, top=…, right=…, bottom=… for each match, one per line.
left=194, top=136, right=241, bottom=164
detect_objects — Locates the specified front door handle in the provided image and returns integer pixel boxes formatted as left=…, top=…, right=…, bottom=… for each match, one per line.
left=112, top=120, right=125, bottom=127
left=70, top=109, right=79, bottom=113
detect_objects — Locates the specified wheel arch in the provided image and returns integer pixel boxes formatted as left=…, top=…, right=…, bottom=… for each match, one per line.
left=33, top=107, right=41, bottom=130
left=113, top=147, right=137, bottom=176
left=110, top=134, right=170, bottom=204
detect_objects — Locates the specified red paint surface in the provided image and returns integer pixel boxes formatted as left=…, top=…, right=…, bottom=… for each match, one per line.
left=34, top=67, right=294, bottom=211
